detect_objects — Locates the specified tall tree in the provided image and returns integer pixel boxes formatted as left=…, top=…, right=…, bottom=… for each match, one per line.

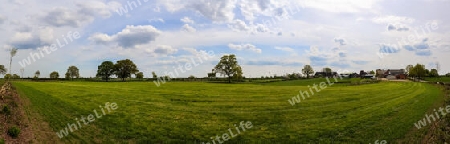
left=114, top=59, right=139, bottom=82
left=9, top=48, right=18, bottom=79
left=35, top=70, right=40, bottom=78
left=50, top=71, right=59, bottom=79
left=302, top=65, right=314, bottom=79
left=0, top=65, right=6, bottom=77
left=406, top=65, right=413, bottom=74
left=96, top=61, right=115, bottom=82
left=214, top=54, right=242, bottom=83
left=152, top=71, right=158, bottom=79
left=66, top=66, right=80, bottom=80
left=429, top=69, right=439, bottom=77
left=411, top=64, right=426, bottom=80
left=136, top=72, right=144, bottom=80
left=323, top=67, right=332, bottom=77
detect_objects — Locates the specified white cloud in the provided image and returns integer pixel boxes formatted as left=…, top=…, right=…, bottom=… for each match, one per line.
left=372, top=15, right=415, bottom=24
left=274, top=46, right=295, bottom=52
left=180, top=17, right=194, bottom=24
left=181, top=24, right=196, bottom=32
left=228, top=43, right=262, bottom=53
left=159, top=0, right=236, bottom=22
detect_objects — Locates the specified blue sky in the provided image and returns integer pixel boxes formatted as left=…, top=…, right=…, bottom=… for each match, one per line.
left=0, top=0, right=449, bottom=78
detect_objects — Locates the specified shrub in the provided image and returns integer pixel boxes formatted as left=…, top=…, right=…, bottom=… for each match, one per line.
left=7, top=126, right=20, bottom=138
left=0, top=138, right=4, bottom=144
left=350, top=78, right=360, bottom=85
left=2, top=105, right=10, bottom=115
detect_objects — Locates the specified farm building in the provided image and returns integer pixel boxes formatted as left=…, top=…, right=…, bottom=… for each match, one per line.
left=376, top=69, right=406, bottom=80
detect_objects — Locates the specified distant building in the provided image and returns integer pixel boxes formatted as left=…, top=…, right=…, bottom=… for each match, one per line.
left=314, top=72, right=337, bottom=78
left=376, top=69, right=406, bottom=80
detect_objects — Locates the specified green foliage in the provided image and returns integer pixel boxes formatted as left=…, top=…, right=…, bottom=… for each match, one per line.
left=214, top=54, right=242, bottom=83
left=4, top=74, right=11, bottom=79
left=66, top=66, right=80, bottom=80
left=152, top=71, right=158, bottom=79
left=429, top=69, right=439, bottom=77
left=2, top=105, right=10, bottom=115
left=409, top=63, right=426, bottom=79
left=50, top=71, right=59, bottom=79
left=96, top=61, right=115, bottom=81
left=35, top=70, right=40, bottom=78
left=7, top=126, right=20, bottom=138
left=0, top=138, right=4, bottom=144
left=12, top=74, right=20, bottom=79
left=350, top=78, right=361, bottom=85
left=136, top=72, right=144, bottom=80
left=114, top=59, right=139, bottom=82
left=302, top=65, right=314, bottom=78
left=0, top=65, right=6, bottom=76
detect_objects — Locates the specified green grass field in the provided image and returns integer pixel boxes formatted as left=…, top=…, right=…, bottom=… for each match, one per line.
left=423, top=77, right=450, bottom=82
left=12, top=79, right=444, bottom=143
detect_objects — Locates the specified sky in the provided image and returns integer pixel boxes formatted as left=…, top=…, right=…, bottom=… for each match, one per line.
left=0, top=0, right=449, bottom=78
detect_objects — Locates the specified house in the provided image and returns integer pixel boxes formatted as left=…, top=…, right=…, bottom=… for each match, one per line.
left=376, top=69, right=406, bottom=79
left=314, top=72, right=338, bottom=78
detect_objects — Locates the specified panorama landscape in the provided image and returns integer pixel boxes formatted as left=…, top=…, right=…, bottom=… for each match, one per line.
left=1, top=0, right=450, bottom=143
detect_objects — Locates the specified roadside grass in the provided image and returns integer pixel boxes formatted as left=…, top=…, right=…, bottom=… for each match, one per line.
left=12, top=80, right=443, bottom=143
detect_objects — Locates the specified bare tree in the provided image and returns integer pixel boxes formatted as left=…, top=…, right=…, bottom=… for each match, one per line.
left=9, top=48, right=18, bottom=79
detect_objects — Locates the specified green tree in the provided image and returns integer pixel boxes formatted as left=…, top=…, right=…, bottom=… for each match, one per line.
left=12, top=74, right=20, bottom=79
left=4, top=74, right=11, bottom=79
left=369, top=70, right=375, bottom=74
left=411, top=64, right=426, bottom=80
left=114, top=59, right=139, bottom=82
left=96, top=61, right=115, bottom=82
left=323, top=67, right=332, bottom=77
left=429, top=69, right=439, bottom=77
left=302, top=65, right=314, bottom=79
left=214, top=54, right=242, bottom=83
left=405, top=65, right=413, bottom=75
left=66, top=66, right=80, bottom=80
left=136, top=72, right=144, bottom=80
left=35, top=70, right=40, bottom=78
left=446, top=73, right=450, bottom=77
left=65, top=72, right=70, bottom=79
left=152, top=71, right=158, bottom=79
left=50, top=71, right=59, bottom=79
left=0, top=65, right=6, bottom=77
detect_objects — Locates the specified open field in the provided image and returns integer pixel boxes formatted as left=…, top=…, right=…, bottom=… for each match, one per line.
left=11, top=79, right=444, bottom=143
left=424, top=77, right=450, bottom=83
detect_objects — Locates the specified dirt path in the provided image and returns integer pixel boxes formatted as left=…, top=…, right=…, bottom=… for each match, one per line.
left=0, top=82, right=60, bottom=143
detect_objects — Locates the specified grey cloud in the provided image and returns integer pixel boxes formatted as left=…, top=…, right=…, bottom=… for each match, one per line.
left=89, top=25, right=161, bottom=48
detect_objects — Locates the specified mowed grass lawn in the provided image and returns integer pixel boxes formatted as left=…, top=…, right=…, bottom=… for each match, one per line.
left=13, top=79, right=443, bottom=143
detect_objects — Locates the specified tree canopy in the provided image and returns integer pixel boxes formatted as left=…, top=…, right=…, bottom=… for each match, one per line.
left=214, top=54, right=242, bottom=83
left=50, top=71, right=59, bottom=79
left=0, top=65, right=6, bottom=76
left=302, top=65, right=314, bottom=79
left=114, top=59, right=139, bottom=81
left=96, top=61, right=115, bottom=82
left=66, top=66, right=80, bottom=80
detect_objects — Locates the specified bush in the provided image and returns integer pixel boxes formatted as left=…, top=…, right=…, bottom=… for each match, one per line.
left=350, top=78, right=360, bottom=85
left=0, top=138, right=4, bottom=144
left=2, top=105, right=10, bottom=115
left=7, top=126, right=20, bottom=138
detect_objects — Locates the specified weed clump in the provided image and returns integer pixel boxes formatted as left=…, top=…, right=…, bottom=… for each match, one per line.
left=7, top=126, right=20, bottom=138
